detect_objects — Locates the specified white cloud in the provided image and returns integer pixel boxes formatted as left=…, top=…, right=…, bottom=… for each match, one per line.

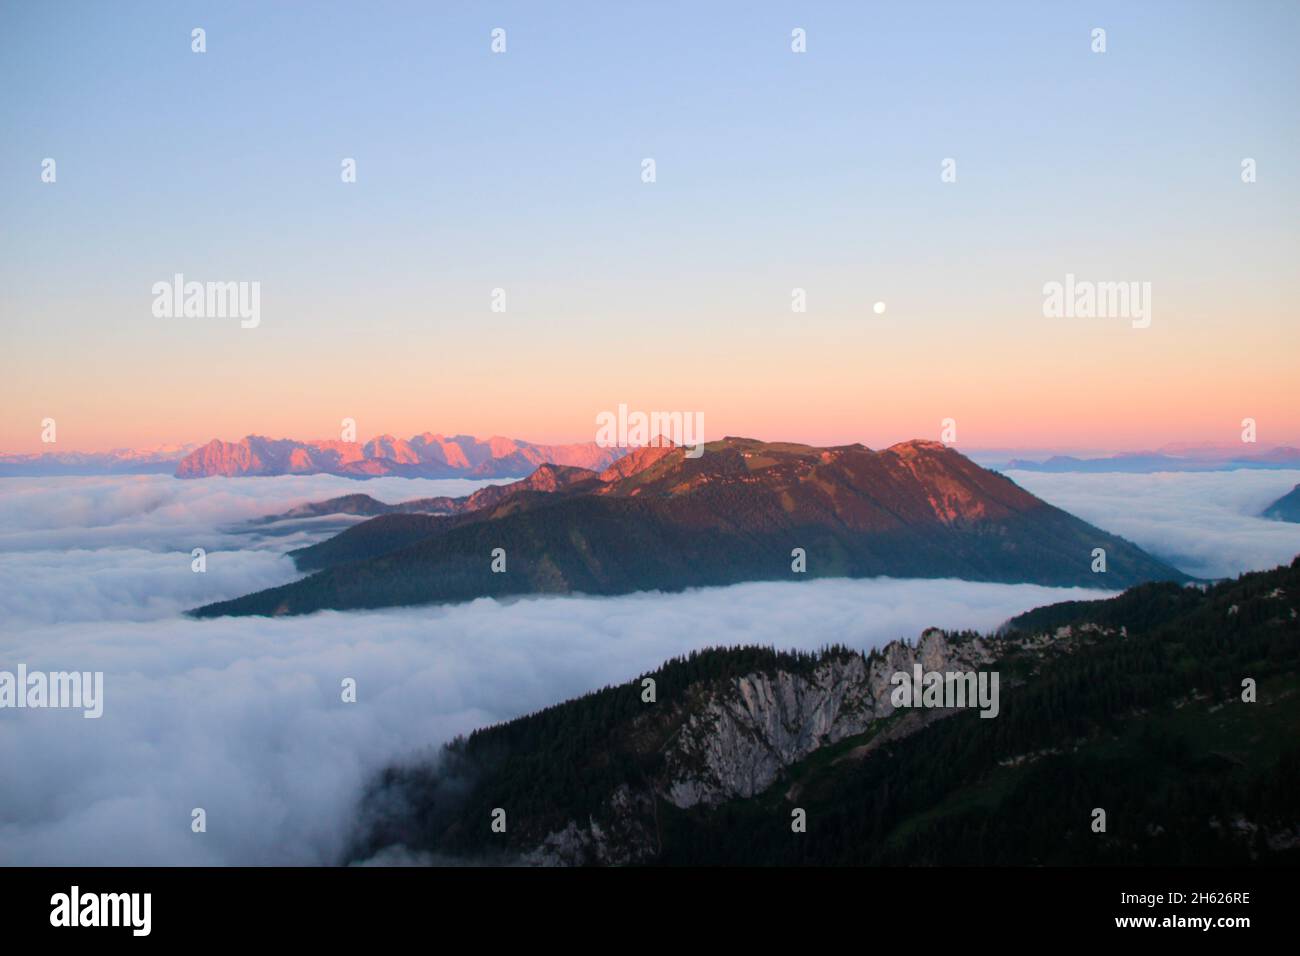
left=0, top=474, right=500, bottom=553
left=0, top=475, right=502, bottom=627
left=1005, top=469, right=1300, bottom=579
left=0, top=576, right=1107, bottom=866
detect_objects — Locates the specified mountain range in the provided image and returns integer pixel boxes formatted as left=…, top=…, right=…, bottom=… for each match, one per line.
left=175, top=433, right=626, bottom=478
left=7, top=436, right=1298, bottom=477
left=0, top=443, right=202, bottom=476
left=348, top=557, right=1300, bottom=866
left=0, top=434, right=625, bottom=478
left=192, top=438, right=1186, bottom=618
left=1003, top=446, right=1300, bottom=473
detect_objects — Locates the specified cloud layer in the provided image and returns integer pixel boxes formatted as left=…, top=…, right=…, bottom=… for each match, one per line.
left=2, top=468, right=1297, bottom=865
left=0, top=475, right=500, bottom=626
left=1006, top=468, right=1300, bottom=579
left=0, top=577, right=1107, bottom=865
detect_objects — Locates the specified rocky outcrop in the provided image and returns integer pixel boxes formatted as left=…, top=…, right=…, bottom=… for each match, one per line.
left=663, top=629, right=995, bottom=807
left=520, top=787, right=659, bottom=866
left=520, top=628, right=1008, bottom=862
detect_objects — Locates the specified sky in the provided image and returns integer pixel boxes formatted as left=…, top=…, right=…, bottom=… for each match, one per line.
left=1, top=0, right=1297, bottom=454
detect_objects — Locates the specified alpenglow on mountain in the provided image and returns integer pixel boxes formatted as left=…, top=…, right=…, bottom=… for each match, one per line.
left=175, top=432, right=627, bottom=478
left=191, top=438, right=1188, bottom=618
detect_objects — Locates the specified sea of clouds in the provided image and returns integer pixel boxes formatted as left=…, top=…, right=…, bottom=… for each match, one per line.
left=1, top=470, right=1297, bottom=865
left=1005, top=468, right=1300, bottom=579
left=0, top=474, right=502, bottom=626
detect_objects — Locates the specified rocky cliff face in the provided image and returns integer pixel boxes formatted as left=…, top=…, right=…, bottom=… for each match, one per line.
left=664, top=629, right=995, bottom=808
left=521, top=628, right=1005, bottom=865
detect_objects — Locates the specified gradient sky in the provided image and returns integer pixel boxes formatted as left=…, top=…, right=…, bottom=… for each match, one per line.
left=1, top=0, right=1297, bottom=454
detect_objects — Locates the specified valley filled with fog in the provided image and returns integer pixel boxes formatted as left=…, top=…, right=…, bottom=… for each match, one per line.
left=2, top=470, right=1299, bottom=865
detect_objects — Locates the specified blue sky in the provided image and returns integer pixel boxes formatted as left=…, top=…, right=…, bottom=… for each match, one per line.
left=1, top=1, right=1297, bottom=451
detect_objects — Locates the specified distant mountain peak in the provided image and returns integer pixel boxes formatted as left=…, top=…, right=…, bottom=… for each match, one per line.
left=174, top=432, right=628, bottom=479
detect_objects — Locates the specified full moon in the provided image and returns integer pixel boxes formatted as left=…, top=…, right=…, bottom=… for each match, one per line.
left=873, top=301, right=886, bottom=315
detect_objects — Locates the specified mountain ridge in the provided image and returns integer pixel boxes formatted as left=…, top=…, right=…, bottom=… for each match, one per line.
left=348, top=557, right=1300, bottom=866
left=174, top=433, right=627, bottom=479
left=193, top=438, right=1189, bottom=617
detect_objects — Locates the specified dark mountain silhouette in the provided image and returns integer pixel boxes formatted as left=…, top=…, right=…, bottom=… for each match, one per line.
left=347, top=558, right=1300, bottom=866
left=252, top=464, right=603, bottom=528
left=1263, top=484, right=1300, bottom=522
